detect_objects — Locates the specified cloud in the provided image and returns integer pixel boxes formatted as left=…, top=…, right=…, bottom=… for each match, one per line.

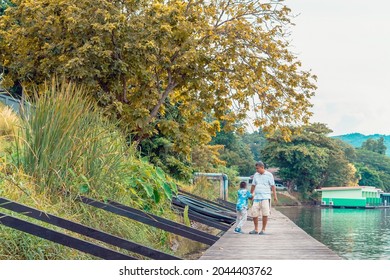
left=311, top=100, right=390, bottom=135
left=288, top=0, right=390, bottom=135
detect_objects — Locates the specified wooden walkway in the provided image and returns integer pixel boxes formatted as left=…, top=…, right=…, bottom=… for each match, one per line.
left=199, top=208, right=342, bottom=260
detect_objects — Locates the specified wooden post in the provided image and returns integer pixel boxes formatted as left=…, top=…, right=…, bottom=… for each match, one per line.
left=220, top=175, right=224, bottom=200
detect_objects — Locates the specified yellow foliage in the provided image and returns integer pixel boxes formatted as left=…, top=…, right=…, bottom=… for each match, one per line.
left=191, top=144, right=226, bottom=172
left=346, top=163, right=360, bottom=186
left=0, top=0, right=317, bottom=159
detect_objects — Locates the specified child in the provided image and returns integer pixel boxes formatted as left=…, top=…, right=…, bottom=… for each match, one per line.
left=234, top=181, right=253, bottom=233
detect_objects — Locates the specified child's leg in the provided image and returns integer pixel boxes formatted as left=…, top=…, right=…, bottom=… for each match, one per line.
left=236, top=208, right=247, bottom=229
left=236, top=210, right=242, bottom=227
left=242, top=208, right=248, bottom=227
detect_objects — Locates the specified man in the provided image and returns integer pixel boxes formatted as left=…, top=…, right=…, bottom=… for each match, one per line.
left=249, top=161, right=278, bottom=235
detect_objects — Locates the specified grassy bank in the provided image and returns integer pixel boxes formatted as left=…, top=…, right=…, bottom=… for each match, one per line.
left=0, top=80, right=206, bottom=259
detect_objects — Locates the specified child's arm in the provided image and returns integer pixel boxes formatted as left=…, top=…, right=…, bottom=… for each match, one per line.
left=236, top=190, right=242, bottom=201
left=247, top=190, right=253, bottom=200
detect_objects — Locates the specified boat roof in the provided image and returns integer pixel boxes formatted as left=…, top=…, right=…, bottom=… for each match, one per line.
left=317, top=186, right=380, bottom=192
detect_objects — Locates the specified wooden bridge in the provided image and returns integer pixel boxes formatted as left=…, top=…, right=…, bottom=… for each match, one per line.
left=199, top=208, right=342, bottom=260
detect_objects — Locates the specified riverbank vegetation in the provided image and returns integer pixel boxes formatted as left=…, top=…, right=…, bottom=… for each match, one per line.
left=2, top=0, right=385, bottom=260
left=1, top=80, right=212, bottom=259
left=212, top=123, right=390, bottom=197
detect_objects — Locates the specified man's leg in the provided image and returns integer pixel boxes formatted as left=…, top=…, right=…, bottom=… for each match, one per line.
left=253, top=216, right=259, bottom=232
left=262, top=216, right=268, bottom=232
left=250, top=202, right=260, bottom=233
left=260, top=199, right=270, bottom=233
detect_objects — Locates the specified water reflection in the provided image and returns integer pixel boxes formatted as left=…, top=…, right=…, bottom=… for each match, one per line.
left=277, top=206, right=390, bottom=259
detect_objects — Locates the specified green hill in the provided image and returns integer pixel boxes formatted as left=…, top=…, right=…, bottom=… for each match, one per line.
left=332, top=133, right=390, bottom=156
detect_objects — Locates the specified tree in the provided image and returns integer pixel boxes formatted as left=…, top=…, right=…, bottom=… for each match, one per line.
left=361, top=137, right=387, bottom=155
left=211, top=128, right=256, bottom=176
left=0, top=1, right=317, bottom=177
left=242, top=130, right=267, bottom=161
left=332, top=138, right=357, bottom=162
left=261, top=123, right=359, bottom=193
left=1, top=0, right=13, bottom=86
left=0, top=0, right=13, bottom=16
left=355, top=164, right=384, bottom=189
left=355, top=149, right=390, bottom=191
left=191, top=144, right=226, bottom=173
left=0, top=0, right=131, bottom=95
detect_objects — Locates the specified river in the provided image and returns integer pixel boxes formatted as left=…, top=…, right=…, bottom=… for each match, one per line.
left=277, top=206, right=390, bottom=259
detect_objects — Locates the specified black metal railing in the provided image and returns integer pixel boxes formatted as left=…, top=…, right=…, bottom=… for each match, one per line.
left=79, top=196, right=219, bottom=246
left=0, top=197, right=179, bottom=260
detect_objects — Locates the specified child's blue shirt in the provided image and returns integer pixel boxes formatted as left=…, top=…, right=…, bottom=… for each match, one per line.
left=236, top=189, right=253, bottom=211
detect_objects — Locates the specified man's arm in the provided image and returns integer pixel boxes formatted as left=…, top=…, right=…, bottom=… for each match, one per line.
left=251, top=175, right=256, bottom=195
left=248, top=185, right=255, bottom=201
left=271, top=185, right=278, bottom=202
left=268, top=173, right=277, bottom=202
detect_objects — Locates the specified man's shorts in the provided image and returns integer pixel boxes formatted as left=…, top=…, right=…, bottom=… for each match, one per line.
left=251, top=199, right=270, bottom=217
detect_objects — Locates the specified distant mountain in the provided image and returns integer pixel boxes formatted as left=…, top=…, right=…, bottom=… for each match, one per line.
left=332, top=133, right=390, bottom=156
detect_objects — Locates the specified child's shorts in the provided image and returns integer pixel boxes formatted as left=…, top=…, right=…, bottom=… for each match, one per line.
left=251, top=199, right=270, bottom=217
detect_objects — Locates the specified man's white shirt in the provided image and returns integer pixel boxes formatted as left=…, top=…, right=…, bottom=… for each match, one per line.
left=252, top=170, right=275, bottom=200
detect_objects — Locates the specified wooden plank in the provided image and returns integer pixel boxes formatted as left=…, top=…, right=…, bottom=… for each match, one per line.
left=199, top=209, right=342, bottom=260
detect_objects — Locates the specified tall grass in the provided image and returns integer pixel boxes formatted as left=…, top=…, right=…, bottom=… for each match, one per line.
left=0, top=104, right=20, bottom=164
left=0, top=103, right=19, bottom=138
left=13, top=79, right=130, bottom=197
left=13, top=79, right=177, bottom=202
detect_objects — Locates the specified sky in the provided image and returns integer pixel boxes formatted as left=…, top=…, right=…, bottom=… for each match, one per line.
left=285, top=0, right=390, bottom=136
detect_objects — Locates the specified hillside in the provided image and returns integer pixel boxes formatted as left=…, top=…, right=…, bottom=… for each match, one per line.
left=333, top=133, right=390, bottom=156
